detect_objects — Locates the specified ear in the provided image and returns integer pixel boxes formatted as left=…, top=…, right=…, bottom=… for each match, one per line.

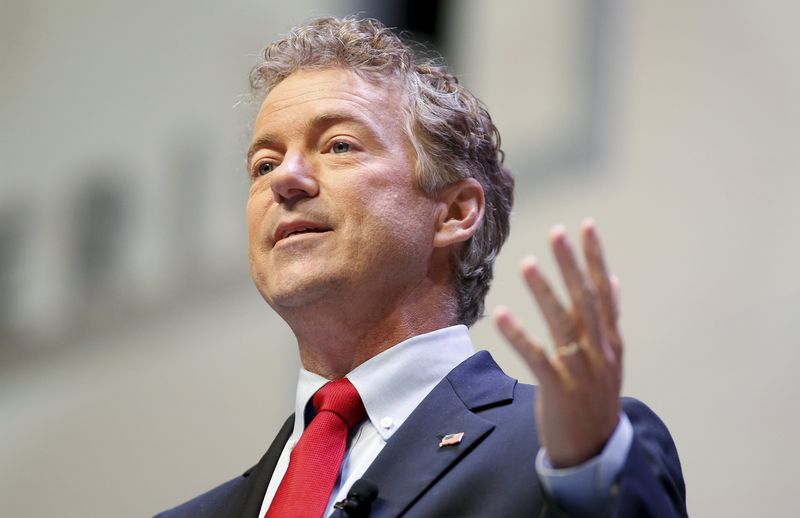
left=432, top=178, right=485, bottom=249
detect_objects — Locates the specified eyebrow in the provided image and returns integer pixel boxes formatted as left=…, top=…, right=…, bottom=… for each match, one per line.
left=246, top=111, right=378, bottom=165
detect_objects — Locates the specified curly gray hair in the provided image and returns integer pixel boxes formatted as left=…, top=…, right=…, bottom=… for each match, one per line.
left=249, top=15, right=514, bottom=327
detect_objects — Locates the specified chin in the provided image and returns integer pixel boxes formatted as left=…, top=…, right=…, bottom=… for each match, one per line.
left=260, top=271, right=344, bottom=310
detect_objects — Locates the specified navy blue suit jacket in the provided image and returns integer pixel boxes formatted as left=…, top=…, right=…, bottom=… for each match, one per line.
left=156, top=351, right=687, bottom=517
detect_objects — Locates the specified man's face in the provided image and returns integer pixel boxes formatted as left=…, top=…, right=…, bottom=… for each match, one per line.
left=246, top=68, right=439, bottom=315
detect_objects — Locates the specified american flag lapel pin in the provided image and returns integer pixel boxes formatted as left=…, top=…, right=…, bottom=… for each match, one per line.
left=438, top=432, right=465, bottom=448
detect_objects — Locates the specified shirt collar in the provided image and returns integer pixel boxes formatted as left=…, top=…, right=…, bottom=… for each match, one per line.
left=290, top=325, right=475, bottom=442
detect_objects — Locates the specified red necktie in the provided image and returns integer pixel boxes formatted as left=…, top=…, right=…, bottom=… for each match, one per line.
left=266, top=378, right=367, bottom=518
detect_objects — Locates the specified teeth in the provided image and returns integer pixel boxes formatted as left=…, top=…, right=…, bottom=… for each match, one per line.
left=285, top=226, right=314, bottom=239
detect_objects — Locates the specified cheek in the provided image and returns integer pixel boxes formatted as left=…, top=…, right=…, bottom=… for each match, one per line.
left=246, top=189, right=270, bottom=233
left=246, top=199, right=272, bottom=268
left=245, top=203, right=259, bottom=243
left=360, top=194, right=436, bottom=249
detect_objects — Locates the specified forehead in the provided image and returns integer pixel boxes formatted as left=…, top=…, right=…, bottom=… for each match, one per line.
left=254, top=67, right=405, bottom=129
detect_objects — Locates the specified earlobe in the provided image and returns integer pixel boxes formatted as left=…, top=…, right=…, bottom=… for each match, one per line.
left=432, top=178, right=485, bottom=248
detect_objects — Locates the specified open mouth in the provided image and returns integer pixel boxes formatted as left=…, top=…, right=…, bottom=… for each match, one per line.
left=284, top=226, right=325, bottom=239
left=274, top=222, right=332, bottom=244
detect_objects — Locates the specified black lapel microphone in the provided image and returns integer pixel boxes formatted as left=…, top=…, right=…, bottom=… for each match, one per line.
left=333, top=479, right=379, bottom=517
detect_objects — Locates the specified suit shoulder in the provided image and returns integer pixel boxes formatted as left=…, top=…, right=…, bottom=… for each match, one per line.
left=616, top=397, right=688, bottom=516
left=154, top=475, right=245, bottom=518
left=620, top=396, right=678, bottom=450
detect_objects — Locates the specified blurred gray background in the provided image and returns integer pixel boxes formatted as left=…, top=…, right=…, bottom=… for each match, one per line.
left=1, top=0, right=798, bottom=516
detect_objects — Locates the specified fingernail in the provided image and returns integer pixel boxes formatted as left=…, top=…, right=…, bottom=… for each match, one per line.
left=549, top=224, right=567, bottom=242
left=521, top=256, right=538, bottom=270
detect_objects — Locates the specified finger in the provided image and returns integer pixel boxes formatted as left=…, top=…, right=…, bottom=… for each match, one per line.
left=549, top=225, right=604, bottom=356
left=553, top=340, right=591, bottom=382
left=608, top=275, right=624, bottom=359
left=581, top=219, right=616, bottom=329
left=494, top=306, right=558, bottom=386
left=610, top=274, right=621, bottom=321
left=521, top=257, right=576, bottom=349
left=580, top=220, right=619, bottom=362
left=518, top=259, right=590, bottom=382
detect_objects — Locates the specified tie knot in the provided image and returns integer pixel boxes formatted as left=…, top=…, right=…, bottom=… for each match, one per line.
left=312, top=378, right=366, bottom=429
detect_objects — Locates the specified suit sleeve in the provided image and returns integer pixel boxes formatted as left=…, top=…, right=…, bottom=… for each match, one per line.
left=541, top=397, right=687, bottom=518
left=609, top=397, right=688, bottom=518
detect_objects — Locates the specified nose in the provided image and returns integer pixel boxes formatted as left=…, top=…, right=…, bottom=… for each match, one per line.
left=270, top=153, right=319, bottom=203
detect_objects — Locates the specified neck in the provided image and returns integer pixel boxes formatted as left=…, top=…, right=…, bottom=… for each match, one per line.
left=280, top=281, right=457, bottom=379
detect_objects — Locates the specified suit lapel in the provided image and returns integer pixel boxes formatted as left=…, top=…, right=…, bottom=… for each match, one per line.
left=355, top=351, right=516, bottom=517
left=229, top=413, right=295, bottom=518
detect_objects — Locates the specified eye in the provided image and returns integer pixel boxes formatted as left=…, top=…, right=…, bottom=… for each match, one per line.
left=331, top=141, right=350, bottom=154
left=256, top=162, right=274, bottom=176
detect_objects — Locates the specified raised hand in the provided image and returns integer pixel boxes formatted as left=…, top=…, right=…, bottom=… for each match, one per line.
left=494, top=219, right=623, bottom=468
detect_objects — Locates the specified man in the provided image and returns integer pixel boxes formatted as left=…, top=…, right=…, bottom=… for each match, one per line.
left=157, top=15, right=686, bottom=518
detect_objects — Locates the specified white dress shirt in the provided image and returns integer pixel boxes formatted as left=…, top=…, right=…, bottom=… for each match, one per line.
left=258, top=325, right=632, bottom=517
